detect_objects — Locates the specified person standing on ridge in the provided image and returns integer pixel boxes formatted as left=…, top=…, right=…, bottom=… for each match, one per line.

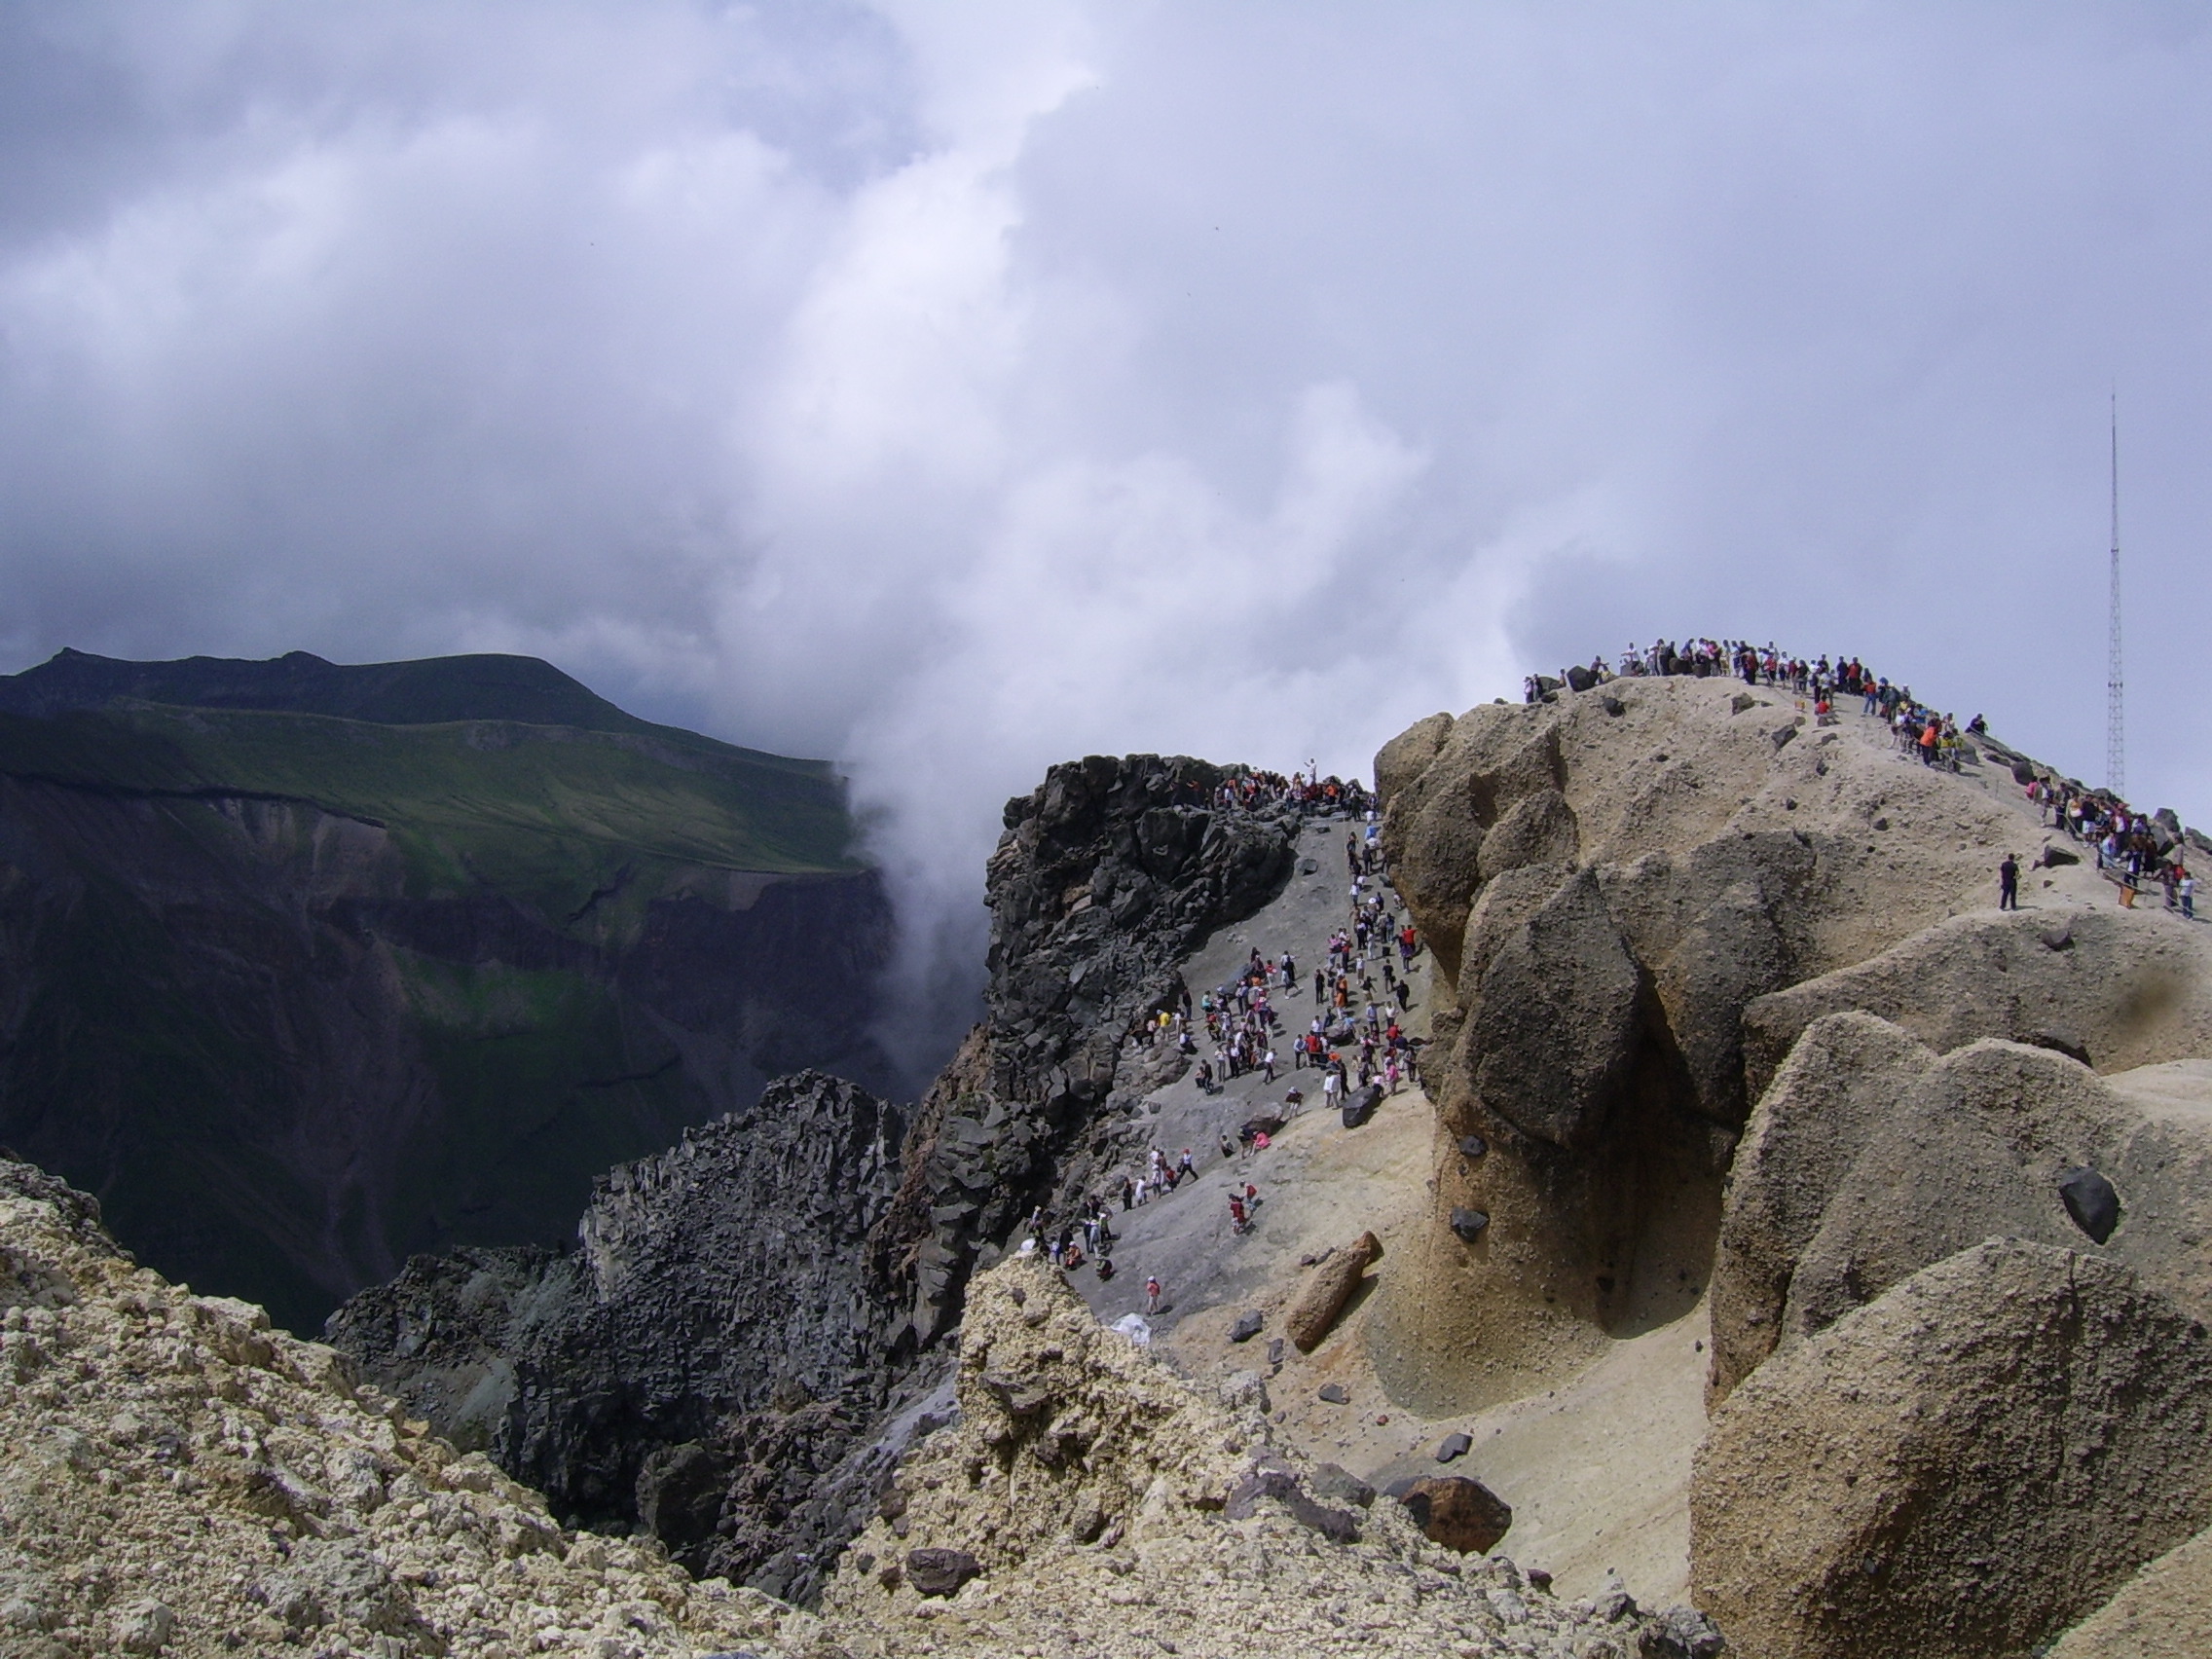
left=1999, top=853, right=2020, bottom=911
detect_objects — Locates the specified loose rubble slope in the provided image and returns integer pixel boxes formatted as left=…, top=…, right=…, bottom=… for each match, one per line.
left=0, top=1145, right=1728, bottom=1659
left=0, top=1157, right=815, bottom=1659
left=821, top=1252, right=1717, bottom=1658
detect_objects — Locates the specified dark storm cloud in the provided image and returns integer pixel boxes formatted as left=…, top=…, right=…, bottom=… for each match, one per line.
left=3, top=3, right=2209, bottom=1067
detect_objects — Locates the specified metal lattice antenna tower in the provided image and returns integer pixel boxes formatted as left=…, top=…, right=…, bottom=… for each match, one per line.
left=2107, top=393, right=2125, bottom=796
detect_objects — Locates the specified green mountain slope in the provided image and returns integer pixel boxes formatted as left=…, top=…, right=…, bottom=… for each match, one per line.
left=0, top=700, right=859, bottom=932
left=0, top=645, right=683, bottom=733
left=0, top=651, right=896, bottom=1333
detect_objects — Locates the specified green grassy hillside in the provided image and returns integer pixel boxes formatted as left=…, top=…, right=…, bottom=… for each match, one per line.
left=0, top=700, right=861, bottom=932
left=0, top=645, right=689, bottom=734
left=0, top=654, right=894, bottom=1331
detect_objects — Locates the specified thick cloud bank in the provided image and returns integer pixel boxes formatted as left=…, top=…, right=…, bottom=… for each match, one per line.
left=4, top=3, right=2210, bottom=1075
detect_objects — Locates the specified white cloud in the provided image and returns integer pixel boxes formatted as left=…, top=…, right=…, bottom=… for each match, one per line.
left=2, top=2, right=2210, bottom=1074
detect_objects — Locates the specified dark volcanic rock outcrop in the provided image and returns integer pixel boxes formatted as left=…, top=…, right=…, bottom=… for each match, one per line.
left=330, top=1070, right=917, bottom=1603
left=334, top=752, right=1299, bottom=1603
left=0, top=648, right=894, bottom=1332
left=889, top=754, right=1298, bottom=1344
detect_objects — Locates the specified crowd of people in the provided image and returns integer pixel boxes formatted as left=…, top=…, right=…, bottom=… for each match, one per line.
left=1213, top=765, right=1373, bottom=818
left=1028, top=807, right=1426, bottom=1316
left=2030, top=777, right=2197, bottom=916
left=1543, top=638, right=1977, bottom=767
left=1550, top=636, right=2200, bottom=919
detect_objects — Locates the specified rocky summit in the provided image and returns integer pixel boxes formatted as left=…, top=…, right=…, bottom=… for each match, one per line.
left=11, top=653, right=2212, bottom=1658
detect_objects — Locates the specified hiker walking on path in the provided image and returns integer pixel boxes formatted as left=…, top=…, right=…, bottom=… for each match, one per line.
left=1999, top=853, right=2020, bottom=911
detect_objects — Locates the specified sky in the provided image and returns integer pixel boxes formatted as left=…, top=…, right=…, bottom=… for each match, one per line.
left=3, top=2, right=2209, bottom=1073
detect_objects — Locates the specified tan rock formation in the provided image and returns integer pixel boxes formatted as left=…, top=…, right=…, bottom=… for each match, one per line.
left=2048, top=1521, right=2212, bottom=1659
left=1284, top=1231, right=1381, bottom=1352
left=1705, top=1011, right=1936, bottom=1403
left=1369, top=677, right=2053, bottom=1411
left=1709, top=1027, right=2212, bottom=1405
left=1741, top=903, right=2212, bottom=1099
left=1371, top=676, right=2212, bottom=1417
left=1692, top=1237, right=2212, bottom=1659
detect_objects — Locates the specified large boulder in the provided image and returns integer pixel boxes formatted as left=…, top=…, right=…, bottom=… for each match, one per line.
left=1285, top=1232, right=1381, bottom=1352
left=1742, top=904, right=2212, bottom=1101
left=1470, top=868, right=1643, bottom=1151
left=1449, top=864, right=1571, bottom=1043
left=1777, top=1041, right=2122, bottom=1346
left=1392, top=1475, right=1513, bottom=1554
left=1706, top=1012, right=1936, bottom=1403
left=1709, top=1026, right=2212, bottom=1403
left=1692, top=1238, right=2212, bottom=1659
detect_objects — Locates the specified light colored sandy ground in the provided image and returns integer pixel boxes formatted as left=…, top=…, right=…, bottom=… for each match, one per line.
left=1154, top=1067, right=1710, bottom=1604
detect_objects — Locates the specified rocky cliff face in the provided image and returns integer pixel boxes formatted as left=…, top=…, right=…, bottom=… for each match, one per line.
left=329, top=1071, right=912, bottom=1604
left=331, top=751, right=1301, bottom=1604
left=0, top=649, right=895, bottom=1333
left=888, top=754, right=1298, bottom=1345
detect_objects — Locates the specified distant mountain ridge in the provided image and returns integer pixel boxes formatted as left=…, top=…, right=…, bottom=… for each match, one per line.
left=0, top=645, right=716, bottom=744
left=0, top=647, right=895, bottom=1332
